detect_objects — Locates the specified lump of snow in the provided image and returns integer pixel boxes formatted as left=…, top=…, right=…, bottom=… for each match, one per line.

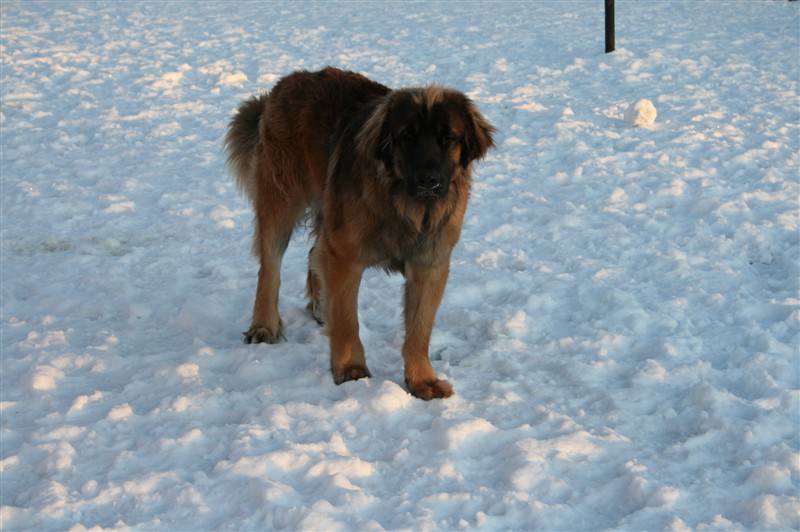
left=218, top=71, right=248, bottom=87
left=67, top=391, right=103, bottom=415
left=371, top=381, right=413, bottom=412
left=26, top=365, right=64, bottom=392
left=436, top=418, right=497, bottom=449
left=175, top=363, right=201, bottom=383
left=107, top=403, right=134, bottom=421
left=625, top=99, right=657, bottom=127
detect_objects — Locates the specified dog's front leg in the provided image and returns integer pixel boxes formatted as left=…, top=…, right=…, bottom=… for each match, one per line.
left=323, top=246, right=371, bottom=384
left=402, top=260, right=454, bottom=399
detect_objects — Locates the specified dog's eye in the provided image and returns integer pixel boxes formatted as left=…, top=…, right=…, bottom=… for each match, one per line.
left=442, top=133, right=458, bottom=145
left=399, top=129, right=416, bottom=144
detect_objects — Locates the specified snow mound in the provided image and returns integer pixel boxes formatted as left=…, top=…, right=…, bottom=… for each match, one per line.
left=624, top=98, right=657, bottom=127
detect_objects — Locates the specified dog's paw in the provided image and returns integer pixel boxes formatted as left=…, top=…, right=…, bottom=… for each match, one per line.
left=405, top=377, right=454, bottom=400
left=243, top=325, right=285, bottom=344
left=332, top=364, right=372, bottom=385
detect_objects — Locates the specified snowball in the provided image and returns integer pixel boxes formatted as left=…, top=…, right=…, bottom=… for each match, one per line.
left=625, top=99, right=657, bottom=127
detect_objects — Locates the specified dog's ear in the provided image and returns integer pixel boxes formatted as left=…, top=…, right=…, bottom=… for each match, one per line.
left=459, top=96, right=496, bottom=167
left=357, top=96, right=394, bottom=167
left=376, top=119, right=395, bottom=168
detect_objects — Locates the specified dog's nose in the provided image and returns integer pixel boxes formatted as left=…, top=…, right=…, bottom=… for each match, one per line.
left=415, top=171, right=444, bottom=198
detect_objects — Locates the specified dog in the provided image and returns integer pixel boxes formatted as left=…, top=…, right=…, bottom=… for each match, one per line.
left=225, top=67, right=495, bottom=399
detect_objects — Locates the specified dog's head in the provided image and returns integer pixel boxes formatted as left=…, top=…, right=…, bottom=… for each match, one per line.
left=358, top=87, right=496, bottom=201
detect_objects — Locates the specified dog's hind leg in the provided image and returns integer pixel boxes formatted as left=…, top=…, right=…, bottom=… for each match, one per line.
left=305, top=245, right=326, bottom=325
left=305, top=211, right=326, bottom=325
left=244, top=183, right=304, bottom=344
left=245, top=223, right=288, bottom=343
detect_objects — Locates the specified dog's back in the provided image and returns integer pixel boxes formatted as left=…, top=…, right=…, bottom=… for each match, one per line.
left=225, top=69, right=389, bottom=204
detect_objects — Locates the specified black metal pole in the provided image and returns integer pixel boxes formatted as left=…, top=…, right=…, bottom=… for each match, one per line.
left=605, top=0, right=615, bottom=53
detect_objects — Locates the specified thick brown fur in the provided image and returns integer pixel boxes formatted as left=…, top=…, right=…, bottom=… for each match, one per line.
left=225, top=67, right=495, bottom=399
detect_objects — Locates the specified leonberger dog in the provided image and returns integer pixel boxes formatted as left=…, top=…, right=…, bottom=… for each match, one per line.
left=225, top=67, right=495, bottom=399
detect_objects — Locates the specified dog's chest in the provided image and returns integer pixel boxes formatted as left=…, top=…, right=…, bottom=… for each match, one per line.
left=363, top=218, right=449, bottom=268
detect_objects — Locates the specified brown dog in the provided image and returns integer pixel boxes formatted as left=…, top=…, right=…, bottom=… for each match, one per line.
left=225, top=67, right=495, bottom=399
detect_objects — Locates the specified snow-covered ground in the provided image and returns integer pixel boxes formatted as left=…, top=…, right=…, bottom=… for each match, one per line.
left=2, top=1, right=798, bottom=530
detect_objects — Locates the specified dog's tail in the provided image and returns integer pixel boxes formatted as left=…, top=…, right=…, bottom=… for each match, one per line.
left=224, top=92, right=268, bottom=203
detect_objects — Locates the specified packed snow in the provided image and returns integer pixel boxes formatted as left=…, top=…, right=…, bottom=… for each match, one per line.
left=2, top=1, right=799, bottom=530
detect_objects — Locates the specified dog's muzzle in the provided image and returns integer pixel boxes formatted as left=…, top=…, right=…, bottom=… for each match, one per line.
left=413, top=171, right=446, bottom=200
